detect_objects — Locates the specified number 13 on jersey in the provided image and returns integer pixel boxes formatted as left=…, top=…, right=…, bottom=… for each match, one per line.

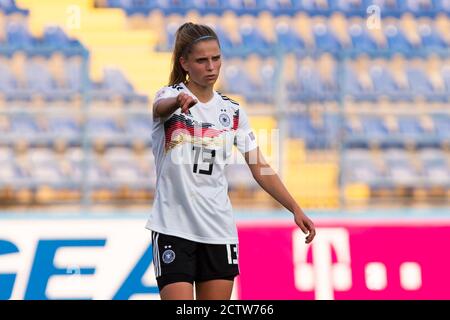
left=192, top=145, right=216, bottom=175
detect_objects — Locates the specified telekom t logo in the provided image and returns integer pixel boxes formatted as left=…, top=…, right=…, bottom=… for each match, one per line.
left=292, top=228, right=352, bottom=300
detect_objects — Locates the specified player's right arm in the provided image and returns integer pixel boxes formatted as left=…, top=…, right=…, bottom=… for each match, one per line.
left=153, top=92, right=197, bottom=118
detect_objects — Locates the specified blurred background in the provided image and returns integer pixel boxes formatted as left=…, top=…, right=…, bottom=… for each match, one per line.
left=0, top=0, right=449, bottom=300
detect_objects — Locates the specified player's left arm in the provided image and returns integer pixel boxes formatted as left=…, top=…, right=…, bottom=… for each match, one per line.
left=244, top=147, right=316, bottom=244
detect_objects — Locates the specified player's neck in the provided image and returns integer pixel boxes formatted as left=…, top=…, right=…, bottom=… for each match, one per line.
left=185, top=81, right=214, bottom=103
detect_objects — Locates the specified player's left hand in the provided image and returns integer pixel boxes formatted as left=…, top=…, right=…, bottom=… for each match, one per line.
left=294, top=210, right=316, bottom=244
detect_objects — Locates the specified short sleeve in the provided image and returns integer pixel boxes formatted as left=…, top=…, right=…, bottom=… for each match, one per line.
left=234, top=107, right=258, bottom=154
left=152, top=86, right=179, bottom=121
left=153, top=86, right=178, bottom=107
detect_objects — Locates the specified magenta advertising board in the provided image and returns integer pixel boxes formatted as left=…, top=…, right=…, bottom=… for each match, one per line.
left=236, top=219, right=450, bottom=300
left=1, top=215, right=449, bottom=300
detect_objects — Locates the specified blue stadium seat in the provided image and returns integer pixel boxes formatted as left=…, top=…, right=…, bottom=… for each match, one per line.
left=90, top=68, right=147, bottom=103
left=127, top=116, right=153, bottom=138
left=49, top=118, right=81, bottom=139
left=323, top=112, right=340, bottom=143
left=361, top=116, right=389, bottom=139
left=344, top=115, right=372, bottom=148
left=289, top=60, right=333, bottom=101
left=87, top=118, right=123, bottom=137
left=312, top=22, right=342, bottom=53
left=186, top=0, right=224, bottom=15
left=214, top=26, right=236, bottom=55
left=0, top=147, right=13, bottom=162
left=109, top=162, right=142, bottom=184
left=238, top=23, right=273, bottom=56
left=222, top=62, right=253, bottom=95
left=0, top=60, right=18, bottom=94
left=157, top=21, right=179, bottom=51
left=384, top=24, right=413, bottom=52
left=115, top=0, right=157, bottom=15
left=406, top=0, right=433, bottom=15
left=29, top=148, right=56, bottom=165
left=0, top=0, right=28, bottom=15
left=343, top=67, right=366, bottom=99
left=369, top=64, right=398, bottom=98
left=86, top=163, right=112, bottom=187
left=104, top=147, right=135, bottom=162
left=0, top=162, right=21, bottom=184
left=433, top=0, right=450, bottom=14
left=330, top=0, right=365, bottom=13
left=222, top=0, right=263, bottom=16
left=406, top=66, right=433, bottom=96
left=418, top=23, right=448, bottom=49
left=442, top=64, right=450, bottom=92
left=289, top=67, right=316, bottom=101
left=43, top=26, right=84, bottom=55
left=32, top=162, right=64, bottom=184
left=384, top=148, right=418, bottom=186
left=343, top=148, right=383, bottom=185
left=362, top=0, right=403, bottom=17
left=102, top=0, right=448, bottom=16
left=275, top=21, right=306, bottom=53
left=26, top=60, right=55, bottom=95
left=348, top=23, right=378, bottom=52
left=102, top=69, right=133, bottom=94
left=289, top=113, right=329, bottom=148
left=419, top=148, right=450, bottom=186
left=225, top=161, right=258, bottom=190
left=10, top=116, right=40, bottom=137
left=264, top=0, right=295, bottom=16
left=432, top=114, right=450, bottom=141
left=397, top=116, right=425, bottom=140
left=66, top=147, right=83, bottom=165
left=65, top=57, right=83, bottom=92
left=6, top=22, right=33, bottom=49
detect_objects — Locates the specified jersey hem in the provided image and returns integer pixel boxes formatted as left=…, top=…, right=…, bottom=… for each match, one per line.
left=146, top=223, right=239, bottom=245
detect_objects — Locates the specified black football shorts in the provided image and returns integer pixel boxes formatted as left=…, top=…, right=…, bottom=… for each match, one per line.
left=151, top=231, right=239, bottom=291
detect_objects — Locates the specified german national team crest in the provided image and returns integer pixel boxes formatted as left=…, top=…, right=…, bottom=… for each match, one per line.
left=162, top=248, right=176, bottom=264
left=219, top=113, right=231, bottom=127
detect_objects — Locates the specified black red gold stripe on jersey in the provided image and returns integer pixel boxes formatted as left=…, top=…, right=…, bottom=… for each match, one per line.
left=164, top=111, right=239, bottom=152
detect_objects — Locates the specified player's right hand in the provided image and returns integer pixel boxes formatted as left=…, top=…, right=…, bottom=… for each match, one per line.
left=177, top=92, right=197, bottom=114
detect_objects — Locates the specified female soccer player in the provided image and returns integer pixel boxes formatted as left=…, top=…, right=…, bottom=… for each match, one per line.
left=146, top=22, right=315, bottom=300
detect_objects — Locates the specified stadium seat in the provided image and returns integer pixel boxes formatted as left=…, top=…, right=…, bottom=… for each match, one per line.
left=275, top=19, right=306, bottom=53
left=43, top=26, right=84, bottom=55
left=6, top=22, right=33, bottom=49
left=348, top=19, right=378, bottom=52
left=87, top=118, right=123, bottom=138
left=342, top=148, right=382, bottom=185
left=406, top=63, right=433, bottom=97
left=0, top=162, right=20, bottom=184
left=312, top=20, right=342, bottom=53
left=384, top=23, right=413, bottom=52
left=419, top=148, right=450, bottom=186
left=10, top=116, right=40, bottom=137
left=432, top=114, right=450, bottom=141
left=418, top=19, right=448, bottom=49
left=0, top=0, right=28, bottom=15
left=383, top=148, right=419, bottom=186
left=127, top=116, right=153, bottom=138
left=48, top=117, right=81, bottom=140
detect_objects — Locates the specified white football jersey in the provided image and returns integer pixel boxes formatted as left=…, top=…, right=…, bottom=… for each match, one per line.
left=145, top=82, right=258, bottom=244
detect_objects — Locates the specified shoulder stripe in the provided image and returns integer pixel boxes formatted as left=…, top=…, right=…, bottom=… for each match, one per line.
left=217, top=92, right=239, bottom=105
left=171, top=84, right=183, bottom=91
